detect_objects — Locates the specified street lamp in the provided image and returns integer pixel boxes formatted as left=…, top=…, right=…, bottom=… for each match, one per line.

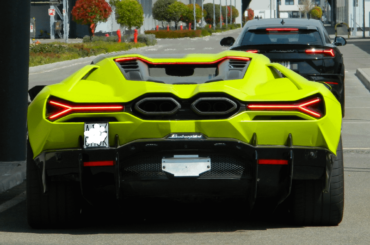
left=220, top=0, right=222, bottom=27
left=226, top=0, right=228, bottom=27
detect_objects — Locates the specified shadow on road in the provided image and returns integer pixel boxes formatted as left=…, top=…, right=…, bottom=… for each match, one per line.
left=0, top=197, right=302, bottom=234
left=345, top=38, right=370, bottom=56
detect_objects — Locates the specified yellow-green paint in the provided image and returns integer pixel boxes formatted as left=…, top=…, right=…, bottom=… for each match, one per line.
left=28, top=51, right=342, bottom=158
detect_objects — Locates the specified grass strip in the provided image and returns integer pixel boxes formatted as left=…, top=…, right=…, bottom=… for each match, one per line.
left=29, top=42, right=146, bottom=67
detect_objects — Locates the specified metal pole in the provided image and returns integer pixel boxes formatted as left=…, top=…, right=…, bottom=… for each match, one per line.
left=0, top=0, right=30, bottom=187
left=231, top=0, right=233, bottom=24
left=201, top=0, right=204, bottom=28
left=363, top=0, right=365, bottom=37
left=213, top=0, right=216, bottom=30
left=50, top=5, right=55, bottom=39
left=220, top=0, right=222, bottom=27
left=194, top=0, right=196, bottom=30
left=63, top=0, right=69, bottom=43
left=226, top=0, right=228, bottom=27
left=270, top=0, right=272, bottom=18
left=354, top=0, right=357, bottom=36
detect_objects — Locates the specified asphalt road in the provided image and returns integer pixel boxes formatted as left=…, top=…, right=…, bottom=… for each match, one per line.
left=2, top=28, right=370, bottom=245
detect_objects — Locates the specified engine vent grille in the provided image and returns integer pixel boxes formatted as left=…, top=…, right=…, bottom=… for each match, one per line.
left=229, top=59, right=248, bottom=69
left=119, top=60, right=139, bottom=71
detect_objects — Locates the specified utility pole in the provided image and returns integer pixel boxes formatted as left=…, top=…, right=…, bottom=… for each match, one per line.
left=270, top=0, right=272, bottom=18
left=363, top=0, right=365, bottom=37
left=194, top=0, right=196, bottom=30
left=213, top=0, right=216, bottom=30
left=63, top=0, right=69, bottom=42
left=0, top=0, right=30, bottom=187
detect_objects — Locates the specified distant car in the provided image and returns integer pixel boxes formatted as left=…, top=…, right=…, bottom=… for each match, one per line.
left=27, top=51, right=344, bottom=228
left=221, top=18, right=346, bottom=116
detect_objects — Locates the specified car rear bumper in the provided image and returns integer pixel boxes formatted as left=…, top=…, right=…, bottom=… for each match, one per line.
left=34, top=137, right=335, bottom=204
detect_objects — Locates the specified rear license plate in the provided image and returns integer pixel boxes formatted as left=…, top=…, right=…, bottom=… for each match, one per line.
left=162, top=155, right=211, bottom=177
left=84, top=123, right=109, bottom=149
left=276, top=61, right=291, bottom=69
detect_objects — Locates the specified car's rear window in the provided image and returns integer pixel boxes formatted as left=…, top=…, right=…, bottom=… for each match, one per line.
left=241, top=30, right=323, bottom=46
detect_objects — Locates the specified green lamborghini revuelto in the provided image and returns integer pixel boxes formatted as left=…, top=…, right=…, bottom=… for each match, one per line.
left=27, top=51, right=344, bottom=228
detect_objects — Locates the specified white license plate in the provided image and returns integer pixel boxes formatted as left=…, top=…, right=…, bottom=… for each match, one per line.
left=162, top=155, right=211, bottom=177
left=84, top=123, right=109, bottom=149
left=277, top=61, right=291, bottom=69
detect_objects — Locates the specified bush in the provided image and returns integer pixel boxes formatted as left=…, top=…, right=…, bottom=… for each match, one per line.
left=201, top=29, right=211, bottom=36
left=91, top=36, right=107, bottom=42
left=107, top=36, right=118, bottom=42
left=130, top=34, right=157, bottom=45
left=83, top=35, right=91, bottom=43
left=145, top=30, right=202, bottom=38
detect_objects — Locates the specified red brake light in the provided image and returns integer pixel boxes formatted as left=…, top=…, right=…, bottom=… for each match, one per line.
left=247, top=97, right=323, bottom=118
left=48, top=100, right=124, bottom=120
left=305, top=49, right=335, bottom=57
left=258, top=159, right=288, bottom=165
left=84, top=161, right=114, bottom=167
left=246, top=50, right=259, bottom=53
left=114, top=56, right=250, bottom=65
left=266, top=28, right=299, bottom=32
left=324, top=81, right=338, bottom=85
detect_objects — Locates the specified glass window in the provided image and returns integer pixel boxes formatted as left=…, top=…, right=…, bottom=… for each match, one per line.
left=315, top=0, right=320, bottom=5
left=241, top=30, right=323, bottom=46
left=278, top=0, right=281, bottom=5
left=298, top=0, right=304, bottom=4
left=285, top=0, right=294, bottom=5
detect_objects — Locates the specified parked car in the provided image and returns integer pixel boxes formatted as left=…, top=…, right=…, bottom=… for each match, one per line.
left=221, top=18, right=346, bottom=116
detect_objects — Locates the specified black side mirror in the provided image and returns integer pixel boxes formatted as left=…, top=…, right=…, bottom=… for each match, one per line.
left=334, top=36, right=346, bottom=46
left=220, top=37, right=235, bottom=47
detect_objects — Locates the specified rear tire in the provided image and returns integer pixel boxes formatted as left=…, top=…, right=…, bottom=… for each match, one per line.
left=291, top=137, right=344, bottom=226
left=27, top=142, right=81, bottom=228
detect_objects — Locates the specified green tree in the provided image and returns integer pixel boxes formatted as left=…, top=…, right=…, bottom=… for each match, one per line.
left=310, top=6, right=323, bottom=19
left=152, top=0, right=176, bottom=25
left=181, top=4, right=203, bottom=27
left=204, top=3, right=221, bottom=25
left=115, top=0, right=144, bottom=31
left=167, top=2, right=188, bottom=29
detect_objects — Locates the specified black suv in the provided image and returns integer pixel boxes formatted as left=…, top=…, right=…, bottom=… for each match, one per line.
left=221, top=19, right=346, bottom=116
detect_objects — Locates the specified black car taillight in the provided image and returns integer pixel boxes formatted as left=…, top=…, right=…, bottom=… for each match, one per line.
left=305, top=49, right=335, bottom=57
left=247, top=96, right=325, bottom=119
left=46, top=98, right=124, bottom=121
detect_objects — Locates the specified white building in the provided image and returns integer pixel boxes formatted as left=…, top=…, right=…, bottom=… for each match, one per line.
left=247, top=0, right=330, bottom=20
left=336, top=0, right=370, bottom=30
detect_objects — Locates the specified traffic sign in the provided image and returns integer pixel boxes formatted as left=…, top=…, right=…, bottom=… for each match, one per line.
left=48, top=9, right=55, bottom=16
left=30, top=24, right=34, bottom=33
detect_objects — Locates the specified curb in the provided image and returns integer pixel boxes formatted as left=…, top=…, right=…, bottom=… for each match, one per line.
left=0, top=161, right=26, bottom=194
left=356, top=68, right=370, bottom=91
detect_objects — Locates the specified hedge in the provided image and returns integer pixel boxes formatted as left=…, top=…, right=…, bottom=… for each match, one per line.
left=145, top=30, right=202, bottom=38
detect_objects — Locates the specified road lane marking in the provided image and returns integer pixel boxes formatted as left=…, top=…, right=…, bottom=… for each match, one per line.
left=344, top=148, right=370, bottom=150
left=29, top=61, right=90, bottom=75
left=165, top=49, right=176, bottom=51
left=185, top=48, right=195, bottom=50
left=147, top=49, right=158, bottom=51
left=0, top=192, right=26, bottom=213
left=204, top=47, right=214, bottom=50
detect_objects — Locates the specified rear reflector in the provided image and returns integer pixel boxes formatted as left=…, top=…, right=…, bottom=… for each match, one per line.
left=83, top=161, right=114, bottom=167
left=258, top=159, right=288, bottom=165
left=324, top=81, right=339, bottom=85
left=305, top=49, right=335, bottom=57
left=266, top=28, right=299, bottom=32
left=246, top=50, right=259, bottom=53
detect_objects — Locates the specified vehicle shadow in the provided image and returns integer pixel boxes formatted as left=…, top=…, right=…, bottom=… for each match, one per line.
left=0, top=197, right=302, bottom=234
left=345, top=38, right=370, bottom=57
